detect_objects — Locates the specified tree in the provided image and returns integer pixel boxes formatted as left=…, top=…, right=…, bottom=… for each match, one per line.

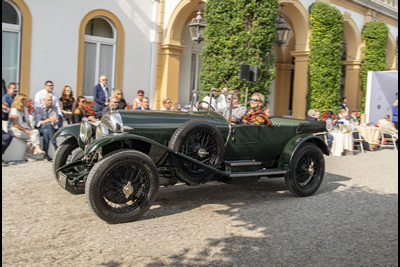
left=308, top=2, right=344, bottom=115
left=360, top=21, right=388, bottom=112
left=200, top=0, right=278, bottom=106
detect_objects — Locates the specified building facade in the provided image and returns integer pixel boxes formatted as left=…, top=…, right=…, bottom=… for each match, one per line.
left=2, top=0, right=398, bottom=118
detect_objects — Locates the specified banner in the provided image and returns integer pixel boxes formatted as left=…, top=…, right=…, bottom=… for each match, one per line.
left=365, top=71, right=398, bottom=123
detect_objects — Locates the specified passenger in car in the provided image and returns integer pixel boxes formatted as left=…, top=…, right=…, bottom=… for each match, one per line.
left=219, top=90, right=246, bottom=124
left=240, top=93, right=272, bottom=125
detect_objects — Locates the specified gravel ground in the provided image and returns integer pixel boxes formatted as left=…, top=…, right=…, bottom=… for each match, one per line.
left=2, top=149, right=398, bottom=266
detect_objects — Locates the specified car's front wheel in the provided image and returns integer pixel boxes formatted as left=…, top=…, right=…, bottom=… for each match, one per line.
left=285, top=143, right=325, bottom=197
left=85, top=150, right=159, bottom=224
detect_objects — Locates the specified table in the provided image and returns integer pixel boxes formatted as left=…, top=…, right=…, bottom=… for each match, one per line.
left=330, top=131, right=354, bottom=156
left=355, top=126, right=380, bottom=147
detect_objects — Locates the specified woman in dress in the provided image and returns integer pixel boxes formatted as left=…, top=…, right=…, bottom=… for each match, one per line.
left=132, top=90, right=144, bottom=110
left=71, top=96, right=97, bottom=124
left=112, top=89, right=128, bottom=110
left=59, top=85, right=75, bottom=124
left=9, top=94, right=45, bottom=161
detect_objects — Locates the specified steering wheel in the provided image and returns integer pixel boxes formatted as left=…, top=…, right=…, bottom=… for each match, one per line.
left=197, top=101, right=215, bottom=111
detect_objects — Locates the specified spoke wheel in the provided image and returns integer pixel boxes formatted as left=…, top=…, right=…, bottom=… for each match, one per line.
left=86, top=150, right=159, bottom=224
left=52, top=137, right=85, bottom=194
left=169, top=119, right=225, bottom=185
left=285, top=143, right=324, bottom=197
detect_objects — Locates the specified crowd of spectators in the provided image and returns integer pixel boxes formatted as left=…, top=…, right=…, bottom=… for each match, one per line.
left=3, top=78, right=397, bottom=163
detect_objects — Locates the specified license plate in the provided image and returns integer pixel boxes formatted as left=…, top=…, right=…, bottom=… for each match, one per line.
left=58, top=172, right=67, bottom=188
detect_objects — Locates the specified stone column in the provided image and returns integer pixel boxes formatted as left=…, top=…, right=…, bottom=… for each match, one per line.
left=290, top=51, right=310, bottom=119
left=155, top=44, right=185, bottom=109
left=343, top=60, right=362, bottom=112
left=274, top=63, right=293, bottom=116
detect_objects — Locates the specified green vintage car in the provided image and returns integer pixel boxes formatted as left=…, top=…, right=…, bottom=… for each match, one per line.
left=52, top=91, right=329, bottom=224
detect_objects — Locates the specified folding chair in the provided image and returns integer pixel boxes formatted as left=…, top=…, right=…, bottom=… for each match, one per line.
left=378, top=125, right=398, bottom=151
left=352, top=131, right=364, bottom=154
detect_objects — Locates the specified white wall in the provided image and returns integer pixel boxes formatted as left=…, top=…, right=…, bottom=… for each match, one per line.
left=25, top=0, right=155, bottom=106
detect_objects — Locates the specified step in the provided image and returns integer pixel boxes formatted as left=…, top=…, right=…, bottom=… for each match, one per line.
left=225, top=160, right=262, bottom=172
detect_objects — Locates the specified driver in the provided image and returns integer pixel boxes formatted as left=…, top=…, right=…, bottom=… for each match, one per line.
left=240, top=93, right=272, bottom=125
left=201, top=88, right=227, bottom=111
left=218, top=91, right=246, bottom=124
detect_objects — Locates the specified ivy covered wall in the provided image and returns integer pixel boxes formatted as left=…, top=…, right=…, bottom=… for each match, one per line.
left=360, top=21, right=389, bottom=112
left=200, top=0, right=278, bottom=106
left=308, top=2, right=344, bottom=115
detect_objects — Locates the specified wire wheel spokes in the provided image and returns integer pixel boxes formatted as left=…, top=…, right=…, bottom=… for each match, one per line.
left=102, top=164, right=150, bottom=213
left=295, top=152, right=320, bottom=188
left=181, top=131, right=217, bottom=173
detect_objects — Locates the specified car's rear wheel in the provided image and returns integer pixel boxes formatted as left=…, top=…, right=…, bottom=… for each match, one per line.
left=285, top=143, right=324, bottom=197
left=168, top=119, right=225, bottom=185
left=52, top=137, right=85, bottom=194
left=85, top=150, right=159, bottom=224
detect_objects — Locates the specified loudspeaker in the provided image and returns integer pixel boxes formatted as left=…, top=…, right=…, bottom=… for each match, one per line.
left=249, top=65, right=258, bottom=82
left=240, top=64, right=250, bottom=81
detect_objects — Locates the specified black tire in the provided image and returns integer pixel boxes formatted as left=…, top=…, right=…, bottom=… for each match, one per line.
left=52, top=137, right=85, bottom=194
left=285, top=143, right=325, bottom=197
left=85, top=150, right=159, bottom=224
left=168, top=119, right=225, bottom=184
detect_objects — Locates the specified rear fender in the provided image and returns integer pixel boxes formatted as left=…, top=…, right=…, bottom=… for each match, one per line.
left=278, top=134, right=329, bottom=170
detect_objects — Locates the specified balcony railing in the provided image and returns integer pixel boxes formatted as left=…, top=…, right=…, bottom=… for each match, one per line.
left=372, top=0, right=398, bottom=11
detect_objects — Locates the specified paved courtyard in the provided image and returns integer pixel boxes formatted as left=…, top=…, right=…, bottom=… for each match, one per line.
left=2, top=149, right=398, bottom=266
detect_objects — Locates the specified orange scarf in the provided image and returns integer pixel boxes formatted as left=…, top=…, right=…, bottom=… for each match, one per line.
left=242, top=108, right=272, bottom=125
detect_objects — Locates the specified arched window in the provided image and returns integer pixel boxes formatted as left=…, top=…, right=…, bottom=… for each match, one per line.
left=2, top=0, right=21, bottom=87
left=83, top=17, right=116, bottom=96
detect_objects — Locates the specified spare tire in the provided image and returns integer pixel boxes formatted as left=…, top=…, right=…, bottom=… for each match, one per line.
left=168, top=119, right=225, bottom=185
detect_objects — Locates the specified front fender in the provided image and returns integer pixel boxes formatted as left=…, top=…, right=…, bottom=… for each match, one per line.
left=83, top=134, right=229, bottom=179
left=278, top=134, right=329, bottom=170
left=52, top=123, right=80, bottom=142
left=84, top=133, right=171, bottom=157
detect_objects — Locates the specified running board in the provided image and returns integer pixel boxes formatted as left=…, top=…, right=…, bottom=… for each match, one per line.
left=227, top=168, right=287, bottom=179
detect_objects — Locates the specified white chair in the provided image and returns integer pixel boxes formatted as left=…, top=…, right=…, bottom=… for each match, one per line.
left=352, top=131, right=364, bottom=154
left=377, top=125, right=397, bottom=151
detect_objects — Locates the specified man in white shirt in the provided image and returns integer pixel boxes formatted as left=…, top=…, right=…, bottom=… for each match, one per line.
left=378, top=115, right=398, bottom=139
left=34, top=80, right=63, bottom=128
left=201, top=88, right=227, bottom=111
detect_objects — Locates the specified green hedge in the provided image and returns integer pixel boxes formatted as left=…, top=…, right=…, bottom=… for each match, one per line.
left=308, top=2, right=344, bottom=115
left=200, top=0, right=277, bottom=106
left=360, top=21, right=388, bottom=111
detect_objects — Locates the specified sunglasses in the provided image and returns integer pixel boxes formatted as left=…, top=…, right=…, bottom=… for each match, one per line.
left=166, top=102, right=172, bottom=104
left=117, top=93, right=122, bottom=95
left=65, top=89, right=72, bottom=92
left=81, top=100, right=87, bottom=103
left=250, top=98, right=260, bottom=102
left=138, top=94, right=144, bottom=96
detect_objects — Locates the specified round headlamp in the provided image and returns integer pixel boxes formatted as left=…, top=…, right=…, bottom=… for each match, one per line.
left=80, top=118, right=92, bottom=144
left=96, top=123, right=110, bottom=138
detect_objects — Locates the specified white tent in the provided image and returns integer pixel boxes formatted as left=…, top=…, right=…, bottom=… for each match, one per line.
left=365, top=71, right=398, bottom=123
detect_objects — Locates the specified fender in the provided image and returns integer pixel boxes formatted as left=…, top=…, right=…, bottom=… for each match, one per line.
left=278, top=134, right=329, bottom=170
left=83, top=134, right=229, bottom=183
left=84, top=133, right=172, bottom=156
left=52, top=123, right=81, bottom=141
